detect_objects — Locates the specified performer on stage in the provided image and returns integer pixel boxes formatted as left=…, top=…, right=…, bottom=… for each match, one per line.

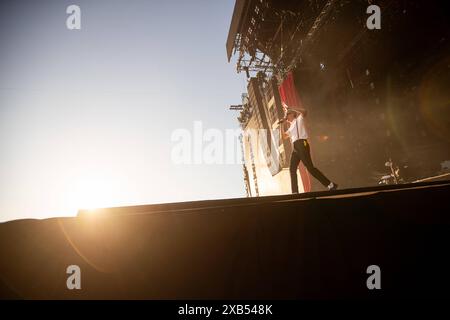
left=282, top=108, right=337, bottom=193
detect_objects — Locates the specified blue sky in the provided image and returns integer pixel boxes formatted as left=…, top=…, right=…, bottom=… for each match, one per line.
left=0, top=0, right=248, bottom=222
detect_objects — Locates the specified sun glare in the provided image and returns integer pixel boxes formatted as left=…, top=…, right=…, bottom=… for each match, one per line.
left=63, top=175, right=122, bottom=214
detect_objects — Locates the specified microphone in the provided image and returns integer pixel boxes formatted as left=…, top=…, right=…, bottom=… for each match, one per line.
left=277, top=119, right=286, bottom=125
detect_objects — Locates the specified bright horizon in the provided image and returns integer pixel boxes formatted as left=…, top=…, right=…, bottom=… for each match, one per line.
left=0, top=0, right=248, bottom=222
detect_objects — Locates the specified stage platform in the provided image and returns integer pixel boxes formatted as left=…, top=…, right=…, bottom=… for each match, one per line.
left=1, top=181, right=449, bottom=299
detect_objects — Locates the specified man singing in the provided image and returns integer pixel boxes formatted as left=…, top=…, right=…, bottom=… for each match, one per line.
left=282, top=108, right=337, bottom=193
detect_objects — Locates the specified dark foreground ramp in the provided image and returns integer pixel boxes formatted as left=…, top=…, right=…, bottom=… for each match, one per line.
left=1, top=181, right=449, bottom=299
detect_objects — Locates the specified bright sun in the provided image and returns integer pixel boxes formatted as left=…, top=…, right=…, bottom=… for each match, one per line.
left=64, top=175, right=122, bottom=213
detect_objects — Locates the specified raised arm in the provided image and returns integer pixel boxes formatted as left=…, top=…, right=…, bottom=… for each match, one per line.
left=297, top=108, right=307, bottom=118
left=283, top=102, right=307, bottom=118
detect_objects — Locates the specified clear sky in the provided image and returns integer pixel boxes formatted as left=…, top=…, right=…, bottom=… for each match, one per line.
left=0, top=0, right=247, bottom=222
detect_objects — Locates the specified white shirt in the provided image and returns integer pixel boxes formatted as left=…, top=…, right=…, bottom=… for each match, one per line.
left=287, top=114, right=308, bottom=142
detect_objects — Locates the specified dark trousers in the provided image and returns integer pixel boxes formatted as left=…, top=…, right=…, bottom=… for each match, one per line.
left=290, top=139, right=331, bottom=193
